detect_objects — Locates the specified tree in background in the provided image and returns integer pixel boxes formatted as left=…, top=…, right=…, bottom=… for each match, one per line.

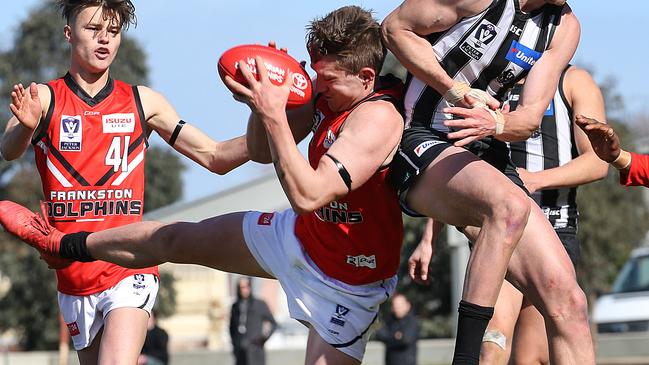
left=0, top=2, right=181, bottom=350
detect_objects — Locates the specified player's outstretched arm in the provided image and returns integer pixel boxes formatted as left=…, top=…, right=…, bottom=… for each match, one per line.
left=1, top=83, right=50, bottom=160
left=137, top=86, right=249, bottom=175
left=516, top=67, right=608, bottom=193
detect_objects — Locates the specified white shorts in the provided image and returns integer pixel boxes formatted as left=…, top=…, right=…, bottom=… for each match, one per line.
left=58, top=273, right=159, bottom=350
left=242, top=209, right=397, bottom=362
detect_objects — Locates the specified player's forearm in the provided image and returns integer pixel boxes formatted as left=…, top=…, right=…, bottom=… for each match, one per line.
left=381, top=26, right=454, bottom=94
left=208, top=135, right=249, bottom=175
left=528, top=153, right=608, bottom=191
left=1, top=122, right=34, bottom=160
left=496, top=105, right=545, bottom=142
left=246, top=112, right=273, bottom=164
left=264, top=116, right=331, bottom=213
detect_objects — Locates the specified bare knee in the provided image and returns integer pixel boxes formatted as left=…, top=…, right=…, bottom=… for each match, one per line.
left=541, top=281, right=589, bottom=324
left=488, top=188, right=530, bottom=244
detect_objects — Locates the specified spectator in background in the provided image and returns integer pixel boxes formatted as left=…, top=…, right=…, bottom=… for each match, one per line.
left=138, top=310, right=169, bottom=365
left=229, top=277, right=277, bottom=365
left=376, top=293, right=418, bottom=365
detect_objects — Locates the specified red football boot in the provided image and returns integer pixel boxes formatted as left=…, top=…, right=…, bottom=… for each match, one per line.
left=0, top=200, right=67, bottom=259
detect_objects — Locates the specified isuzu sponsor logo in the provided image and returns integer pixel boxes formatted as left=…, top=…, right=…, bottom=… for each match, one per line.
left=102, top=113, right=135, bottom=133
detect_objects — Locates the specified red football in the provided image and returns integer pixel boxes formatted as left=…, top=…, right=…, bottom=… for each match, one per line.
left=218, top=44, right=312, bottom=109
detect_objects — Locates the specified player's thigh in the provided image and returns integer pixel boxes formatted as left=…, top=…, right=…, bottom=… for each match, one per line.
left=160, top=212, right=271, bottom=279
left=511, top=298, right=549, bottom=365
left=305, top=327, right=360, bottom=365
left=97, top=307, right=148, bottom=364
left=505, top=203, right=577, bottom=306
left=407, top=146, right=527, bottom=227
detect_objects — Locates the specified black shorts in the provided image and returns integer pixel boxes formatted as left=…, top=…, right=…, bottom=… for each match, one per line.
left=388, top=126, right=528, bottom=216
left=555, top=228, right=580, bottom=268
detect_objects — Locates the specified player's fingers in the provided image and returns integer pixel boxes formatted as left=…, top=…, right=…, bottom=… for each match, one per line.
left=442, top=106, right=477, bottom=118
left=223, top=75, right=253, bottom=97
left=255, top=56, right=269, bottom=83
left=420, top=260, right=429, bottom=281
left=444, top=117, right=479, bottom=129
left=283, top=70, right=294, bottom=89
left=408, top=258, right=417, bottom=280
left=486, top=94, right=500, bottom=110
left=237, top=59, right=259, bottom=86
left=268, top=40, right=276, bottom=49
left=447, top=125, right=481, bottom=139
left=29, top=83, right=39, bottom=99
left=454, top=134, right=481, bottom=147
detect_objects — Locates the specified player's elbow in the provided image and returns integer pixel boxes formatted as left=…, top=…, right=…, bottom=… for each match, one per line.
left=247, top=149, right=273, bottom=165
left=380, top=16, right=399, bottom=50
left=290, top=198, right=319, bottom=215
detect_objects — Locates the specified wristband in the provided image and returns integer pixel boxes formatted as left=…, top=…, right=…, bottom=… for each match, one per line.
left=612, top=150, right=631, bottom=170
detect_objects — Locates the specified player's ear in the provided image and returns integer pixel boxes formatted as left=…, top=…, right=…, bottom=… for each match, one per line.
left=358, top=67, right=376, bottom=88
left=64, top=24, right=72, bottom=43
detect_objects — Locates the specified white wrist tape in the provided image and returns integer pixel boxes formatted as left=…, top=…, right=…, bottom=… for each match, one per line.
left=443, top=82, right=504, bottom=135
left=612, top=150, right=632, bottom=170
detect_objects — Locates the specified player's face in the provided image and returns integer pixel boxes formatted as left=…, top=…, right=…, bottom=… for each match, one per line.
left=312, top=56, right=369, bottom=113
left=65, top=6, right=122, bottom=75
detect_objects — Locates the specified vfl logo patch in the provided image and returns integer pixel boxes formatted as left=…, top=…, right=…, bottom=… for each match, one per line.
left=460, top=20, right=499, bottom=60
left=323, top=129, right=336, bottom=149
left=60, top=115, right=82, bottom=151
left=133, top=274, right=146, bottom=290
left=505, top=40, right=542, bottom=71
left=67, top=322, right=80, bottom=336
left=102, top=113, right=135, bottom=133
left=330, top=304, right=350, bottom=327
left=414, top=140, right=443, bottom=157
left=257, top=212, right=274, bottom=226
left=346, top=254, right=376, bottom=269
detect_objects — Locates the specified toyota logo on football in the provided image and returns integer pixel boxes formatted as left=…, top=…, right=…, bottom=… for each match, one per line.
left=292, top=73, right=308, bottom=90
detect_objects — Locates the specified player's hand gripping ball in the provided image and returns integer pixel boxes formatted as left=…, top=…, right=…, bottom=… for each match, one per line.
left=218, top=44, right=312, bottom=109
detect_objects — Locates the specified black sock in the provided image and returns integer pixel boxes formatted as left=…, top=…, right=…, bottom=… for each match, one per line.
left=59, top=232, right=95, bottom=262
left=452, top=300, right=494, bottom=365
